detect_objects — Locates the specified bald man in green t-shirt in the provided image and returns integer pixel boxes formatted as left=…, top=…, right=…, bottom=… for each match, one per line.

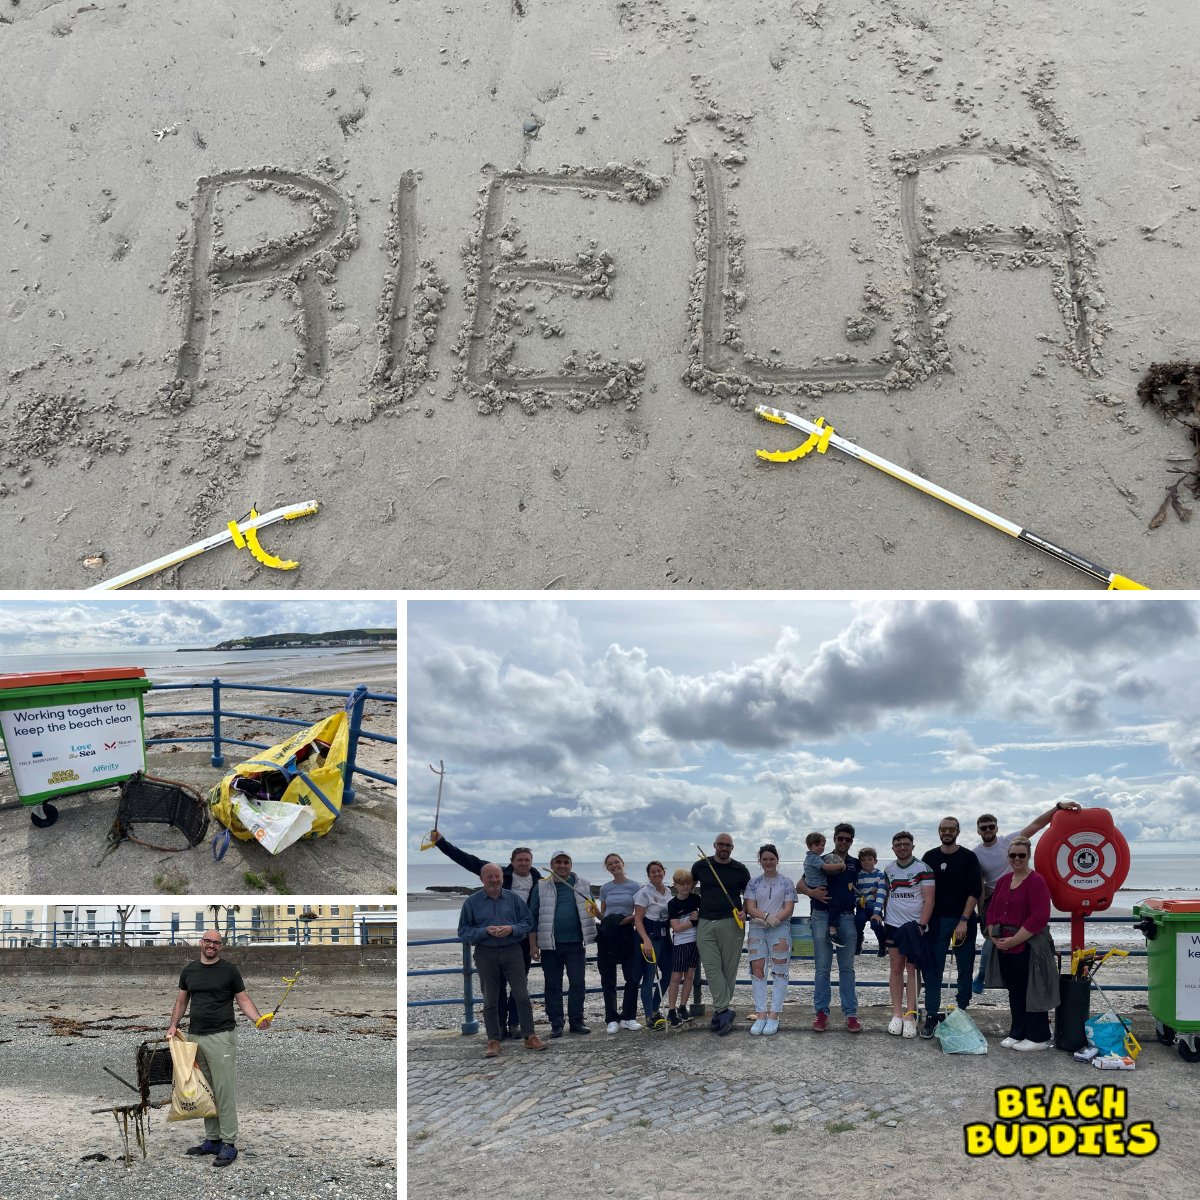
left=166, top=929, right=272, bottom=1168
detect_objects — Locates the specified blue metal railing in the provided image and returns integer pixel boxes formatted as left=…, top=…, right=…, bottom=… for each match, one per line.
left=0, top=917, right=397, bottom=948
left=409, top=916, right=1151, bottom=1036
left=144, top=679, right=395, bottom=803
left=0, top=678, right=397, bottom=803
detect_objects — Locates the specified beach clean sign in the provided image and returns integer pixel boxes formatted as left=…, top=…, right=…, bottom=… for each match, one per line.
left=1181, top=933, right=1200, bottom=1021
left=0, top=699, right=145, bottom=796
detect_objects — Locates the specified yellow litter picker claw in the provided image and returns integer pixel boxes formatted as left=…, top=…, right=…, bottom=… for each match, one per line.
left=756, top=416, right=836, bottom=463
left=754, top=405, right=1149, bottom=590
left=229, top=507, right=300, bottom=571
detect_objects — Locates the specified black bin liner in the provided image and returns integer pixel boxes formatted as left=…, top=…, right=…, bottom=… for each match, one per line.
left=1055, top=974, right=1092, bottom=1052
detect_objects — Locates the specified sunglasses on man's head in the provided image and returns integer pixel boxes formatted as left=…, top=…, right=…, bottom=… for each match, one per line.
left=1008, top=852, right=1028, bottom=860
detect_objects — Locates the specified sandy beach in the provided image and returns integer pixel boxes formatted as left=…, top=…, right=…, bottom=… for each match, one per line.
left=0, top=976, right=397, bottom=1200
left=0, top=656, right=397, bottom=893
left=2, top=0, right=1198, bottom=589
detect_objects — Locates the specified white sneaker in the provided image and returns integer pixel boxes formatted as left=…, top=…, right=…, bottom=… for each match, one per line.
left=888, top=1016, right=904, bottom=1036
left=763, top=1018, right=780, bottom=1035
left=750, top=1018, right=767, bottom=1036
left=619, top=1019, right=642, bottom=1031
left=1011, top=1038, right=1053, bottom=1051
left=902, top=1014, right=917, bottom=1039
left=1000, top=1036, right=1018, bottom=1048
left=606, top=1021, right=620, bottom=1034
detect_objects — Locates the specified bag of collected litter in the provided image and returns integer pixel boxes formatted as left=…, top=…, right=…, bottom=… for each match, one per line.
left=934, top=1006, right=989, bottom=1055
left=230, top=795, right=316, bottom=854
left=165, top=1033, right=218, bottom=1121
left=208, top=701, right=353, bottom=849
left=1085, top=1013, right=1133, bottom=1058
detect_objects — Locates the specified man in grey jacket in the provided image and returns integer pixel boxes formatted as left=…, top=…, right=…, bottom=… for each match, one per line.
left=529, top=852, right=598, bottom=1038
left=459, top=863, right=547, bottom=1058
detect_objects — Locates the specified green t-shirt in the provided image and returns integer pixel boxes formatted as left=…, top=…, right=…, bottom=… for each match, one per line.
left=179, top=958, right=245, bottom=1034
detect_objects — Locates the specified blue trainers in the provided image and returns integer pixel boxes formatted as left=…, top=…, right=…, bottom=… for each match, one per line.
left=213, top=1143, right=238, bottom=1168
left=185, top=1139, right=222, bottom=1157
left=971, top=978, right=984, bottom=995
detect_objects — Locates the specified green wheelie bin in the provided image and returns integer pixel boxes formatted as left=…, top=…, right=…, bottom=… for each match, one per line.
left=1133, top=897, right=1200, bottom=1063
left=0, top=668, right=153, bottom=828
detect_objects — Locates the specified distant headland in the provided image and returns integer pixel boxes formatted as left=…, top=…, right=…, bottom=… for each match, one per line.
left=178, top=629, right=398, bottom=652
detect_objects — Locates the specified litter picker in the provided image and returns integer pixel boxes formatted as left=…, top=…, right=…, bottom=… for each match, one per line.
left=420, top=760, right=446, bottom=851
left=541, top=865, right=600, bottom=918
left=755, top=407, right=1148, bottom=591
left=695, top=845, right=746, bottom=929
left=87, top=500, right=320, bottom=590
left=641, top=942, right=666, bottom=1028
left=256, top=907, right=317, bottom=1028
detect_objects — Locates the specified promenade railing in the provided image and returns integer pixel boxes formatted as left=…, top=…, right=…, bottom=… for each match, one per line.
left=408, top=917, right=1150, bottom=1036
left=0, top=679, right=397, bottom=804
left=147, top=679, right=396, bottom=803
left=0, top=917, right=397, bottom=949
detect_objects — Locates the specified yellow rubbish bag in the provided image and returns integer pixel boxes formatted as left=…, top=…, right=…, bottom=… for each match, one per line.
left=166, top=1032, right=218, bottom=1121
left=208, top=708, right=350, bottom=850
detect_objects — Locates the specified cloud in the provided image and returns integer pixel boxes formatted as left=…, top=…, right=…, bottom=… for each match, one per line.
left=406, top=598, right=1200, bottom=858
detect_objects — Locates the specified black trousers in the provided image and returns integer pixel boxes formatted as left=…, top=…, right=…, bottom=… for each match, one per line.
left=474, top=943, right=535, bottom=1040
left=540, top=942, right=586, bottom=1030
left=997, top=944, right=1051, bottom=1043
left=597, top=925, right=643, bottom=1022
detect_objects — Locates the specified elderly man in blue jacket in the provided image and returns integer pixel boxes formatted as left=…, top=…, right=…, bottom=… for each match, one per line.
left=458, top=863, right=548, bottom=1058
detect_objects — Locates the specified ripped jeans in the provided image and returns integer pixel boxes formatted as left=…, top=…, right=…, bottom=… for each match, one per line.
left=746, top=920, right=791, bottom=1015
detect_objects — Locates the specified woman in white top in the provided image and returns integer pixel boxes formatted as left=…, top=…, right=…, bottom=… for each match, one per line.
left=743, top=844, right=797, bottom=1035
left=633, top=860, right=672, bottom=1029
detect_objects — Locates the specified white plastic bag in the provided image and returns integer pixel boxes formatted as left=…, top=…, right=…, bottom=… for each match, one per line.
left=230, top=796, right=315, bottom=855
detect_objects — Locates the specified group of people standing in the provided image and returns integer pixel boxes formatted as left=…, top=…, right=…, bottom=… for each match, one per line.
left=443, top=799, right=1079, bottom=1057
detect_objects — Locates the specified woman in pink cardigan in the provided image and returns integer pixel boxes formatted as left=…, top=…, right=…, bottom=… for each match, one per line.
left=986, top=835, right=1058, bottom=1050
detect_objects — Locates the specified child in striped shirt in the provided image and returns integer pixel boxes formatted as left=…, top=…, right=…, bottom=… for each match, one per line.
left=854, top=847, right=887, bottom=955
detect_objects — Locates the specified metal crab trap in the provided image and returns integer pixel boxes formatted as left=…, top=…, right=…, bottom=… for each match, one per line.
left=105, top=772, right=209, bottom=857
left=95, top=1037, right=175, bottom=1164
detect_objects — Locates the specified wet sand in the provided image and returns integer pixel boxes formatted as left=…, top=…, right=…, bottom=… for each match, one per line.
left=2, top=0, right=1198, bottom=589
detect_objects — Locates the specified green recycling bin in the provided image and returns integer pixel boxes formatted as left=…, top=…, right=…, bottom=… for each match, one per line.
left=1132, top=897, right=1200, bottom=1063
left=0, top=668, right=154, bottom=829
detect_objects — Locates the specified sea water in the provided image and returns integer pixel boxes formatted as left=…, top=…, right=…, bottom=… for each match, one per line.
left=405, top=852, right=1199, bottom=935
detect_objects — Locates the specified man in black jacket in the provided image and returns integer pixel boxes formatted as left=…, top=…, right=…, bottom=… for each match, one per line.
left=430, top=831, right=542, bottom=1039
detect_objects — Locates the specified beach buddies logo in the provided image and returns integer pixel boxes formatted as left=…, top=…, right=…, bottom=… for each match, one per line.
left=964, top=1085, right=1158, bottom=1157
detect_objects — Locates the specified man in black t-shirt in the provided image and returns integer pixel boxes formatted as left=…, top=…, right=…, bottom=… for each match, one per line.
left=166, top=930, right=272, bottom=1168
left=920, top=818, right=983, bottom=1039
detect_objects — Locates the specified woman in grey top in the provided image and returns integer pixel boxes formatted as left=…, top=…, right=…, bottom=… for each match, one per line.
left=598, top=853, right=645, bottom=1033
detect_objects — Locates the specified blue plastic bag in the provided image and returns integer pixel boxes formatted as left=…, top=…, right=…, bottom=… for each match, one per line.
left=1085, top=1014, right=1132, bottom=1057
left=934, top=1006, right=988, bottom=1054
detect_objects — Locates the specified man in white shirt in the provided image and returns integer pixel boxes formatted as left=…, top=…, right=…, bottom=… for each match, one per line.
left=970, top=800, right=1080, bottom=993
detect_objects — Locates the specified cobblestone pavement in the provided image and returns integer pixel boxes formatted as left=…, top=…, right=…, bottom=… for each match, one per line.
left=407, top=1009, right=981, bottom=1154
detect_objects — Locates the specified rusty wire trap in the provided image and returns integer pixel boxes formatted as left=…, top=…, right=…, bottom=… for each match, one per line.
left=103, top=772, right=209, bottom=858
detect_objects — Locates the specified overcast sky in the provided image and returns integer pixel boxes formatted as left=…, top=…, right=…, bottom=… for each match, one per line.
left=407, top=597, right=1200, bottom=864
left=0, top=598, right=396, bottom=653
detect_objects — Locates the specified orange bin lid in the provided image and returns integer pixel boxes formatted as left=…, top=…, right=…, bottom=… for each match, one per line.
left=1139, top=897, right=1200, bottom=914
left=0, top=667, right=147, bottom=688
